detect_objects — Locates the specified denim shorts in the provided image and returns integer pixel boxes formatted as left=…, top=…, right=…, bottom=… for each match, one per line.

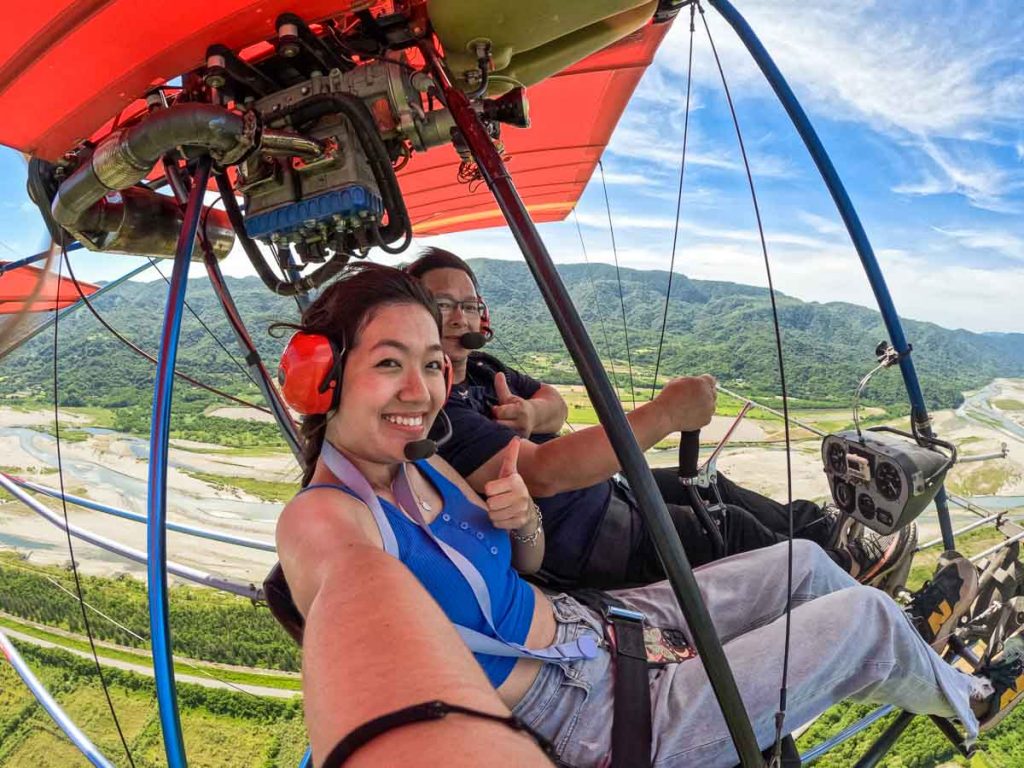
left=512, top=594, right=614, bottom=767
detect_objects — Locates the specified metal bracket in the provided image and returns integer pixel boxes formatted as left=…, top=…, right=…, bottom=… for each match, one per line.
left=679, top=401, right=753, bottom=488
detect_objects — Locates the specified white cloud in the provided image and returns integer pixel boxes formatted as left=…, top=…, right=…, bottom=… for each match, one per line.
left=893, top=139, right=1024, bottom=214
left=934, top=227, right=1024, bottom=262
left=209, top=217, right=1022, bottom=334
left=796, top=211, right=844, bottom=236
left=649, top=2, right=1024, bottom=212
left=573, top=210, right=843, bottom=253
left=606, top=117, right=795, bottom=179
left=597, top=170, right=657, bottom=187
left=659, top=1, right=1024, bottom=140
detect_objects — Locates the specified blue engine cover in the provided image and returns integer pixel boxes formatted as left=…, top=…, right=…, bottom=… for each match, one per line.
left=244, top=185, right=384, bottom=240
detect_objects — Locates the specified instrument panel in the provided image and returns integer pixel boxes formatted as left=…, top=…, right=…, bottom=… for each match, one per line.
left=821, top=429, right=950, bottom=535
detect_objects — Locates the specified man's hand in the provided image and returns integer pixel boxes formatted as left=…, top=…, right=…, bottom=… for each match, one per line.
left=482, top=438, right=535, bottom=531
left=655, top=374, right=718, bottom=433
left=491, top=372, right=537, bottom=438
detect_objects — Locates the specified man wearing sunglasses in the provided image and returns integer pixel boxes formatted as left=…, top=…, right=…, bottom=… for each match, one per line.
left=406, top=247, right=915, bottom=590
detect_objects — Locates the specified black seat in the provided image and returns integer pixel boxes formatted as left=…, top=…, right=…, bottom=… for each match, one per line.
left=264, top=562, right=305, bottom=645
left=733, top=736, right=801, bottom=767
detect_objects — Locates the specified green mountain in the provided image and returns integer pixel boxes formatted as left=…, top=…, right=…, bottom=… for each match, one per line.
left=472, top=259, right=1024, bottom=410
left=1, top=258, right=1022, bottom=416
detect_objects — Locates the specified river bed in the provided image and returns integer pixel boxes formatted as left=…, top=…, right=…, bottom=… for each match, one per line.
left=0, top=379, right=1022, bottom=580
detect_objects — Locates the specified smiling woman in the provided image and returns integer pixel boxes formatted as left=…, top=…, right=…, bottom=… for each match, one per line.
left=264, top=263, right=1023, bottom=768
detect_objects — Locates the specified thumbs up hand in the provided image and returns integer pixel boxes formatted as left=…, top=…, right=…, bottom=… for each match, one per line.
left=482, top=438, right=535, bottom=531
left=491, top=372, right=537, bottom=438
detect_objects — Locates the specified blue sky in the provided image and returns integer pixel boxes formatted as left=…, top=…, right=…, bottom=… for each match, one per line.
left=1, top=0, right=1021, bottom=332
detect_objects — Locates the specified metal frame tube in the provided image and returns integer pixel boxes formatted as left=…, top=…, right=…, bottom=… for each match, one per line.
left=147, top=156, right=212, bottom=768
left=0, top=630, right=115, bottom=768
left=801, top=705, right=892, bottom=764
left=0, top=473, right=260, bottom=600
left=201, top=247, right=303, bottom=462
left=706, top=0, right=956, bottom=551
left=0, top=260, right=154, bottom=364
left=971, top=529, right=1024, bottom=563
left=851, top=711, right=914, bottom=768
left=0, top=244, right=81, bottom=275
left=958, top=447, right=1008, bottom=464
left=10, top=477, right=276, bottom=552
left=918, top=511, right=1006, bottom=552
left=420, top=40, right=763, bottom=767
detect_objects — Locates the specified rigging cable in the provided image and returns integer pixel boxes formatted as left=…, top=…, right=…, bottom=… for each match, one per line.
left=0, top=559, right=264, bottom=698
left=597, top=159, right=638, bottom=409
left=146, top=257, right=260, bottom=389
left=52, top=245, right=137, bottom=768
left=61, top=254, right=271, bottom=414
left=651, top=4, right=697, bottom=401
left=698, top=3, right=795, bottom=762
left=572, top=208, right=623, bottom=405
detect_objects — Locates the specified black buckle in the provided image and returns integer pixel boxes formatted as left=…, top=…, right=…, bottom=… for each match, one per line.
left=606, top=605, right=647, bottom=661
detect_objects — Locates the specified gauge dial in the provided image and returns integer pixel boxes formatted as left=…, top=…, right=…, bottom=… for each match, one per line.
left=834, top=480, right=855, bottom=512
left=858, top=494, right=876, bottom=519
left=875, top=462, right=902, bottom=501
left=827, top=443, right=847, bottom=474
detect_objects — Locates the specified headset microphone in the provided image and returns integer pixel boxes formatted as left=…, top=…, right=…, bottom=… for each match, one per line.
left=459, top=331, right=487, bottom=350
left=403, top=411, right=454, bottom=461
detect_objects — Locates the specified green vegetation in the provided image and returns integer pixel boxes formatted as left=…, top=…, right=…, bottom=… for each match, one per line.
left=1, top=262, right=1022, bottom=424
left=110, top=401, right=288, bottom=448
left=946, top=463, right=1020, bottom=496
left=0, top=553, right=300, bottom=672
left=28, top=424, right=90, bottom=442
left=180, top=470, right=299, bottom=503
left=797, top=699, right=1024, bottom=767
left=171, top=442, right=292, bottom=458
left=0, top=645, right=308, bottom=767
left=0, top=615, right=300, bottom=692
left=61, top=406, right=119, bottom=428
left=993, top=398, right=1024, bottom=411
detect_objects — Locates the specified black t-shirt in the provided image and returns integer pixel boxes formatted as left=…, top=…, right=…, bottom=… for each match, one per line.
left=433, top=352, right=611, bottom=578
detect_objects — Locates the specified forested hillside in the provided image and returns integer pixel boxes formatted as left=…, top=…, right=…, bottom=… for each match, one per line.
left=2, top=259, right=1022, bottom=416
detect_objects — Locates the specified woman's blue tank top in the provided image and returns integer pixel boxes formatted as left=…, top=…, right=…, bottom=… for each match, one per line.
left=306, top=460, right=536, bottom=687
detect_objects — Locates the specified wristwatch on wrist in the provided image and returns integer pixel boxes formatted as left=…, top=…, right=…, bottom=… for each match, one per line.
left=511, top=503, right=543, bottom=546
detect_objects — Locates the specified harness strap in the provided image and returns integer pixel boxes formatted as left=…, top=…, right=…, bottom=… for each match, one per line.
left=572, top=589, right=653, bottom=768
left=606, top=608, right=653, bottom=768
left=321, top=700, right=560, bottom=767
left=318, top=443, right=598, bottom=664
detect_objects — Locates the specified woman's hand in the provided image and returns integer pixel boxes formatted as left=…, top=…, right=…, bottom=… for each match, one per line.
left=482, top=438, right=536, bottom=531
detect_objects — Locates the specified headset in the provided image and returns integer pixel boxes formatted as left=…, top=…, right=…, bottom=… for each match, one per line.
left=400, top=262, right=493, bottom=349
left=278, top=330, right=454, bottom=460
left=458, top=295, right=493, bottom=350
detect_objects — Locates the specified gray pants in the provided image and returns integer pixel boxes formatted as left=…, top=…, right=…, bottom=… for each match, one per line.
left=513, top=540, right=984, bottom=768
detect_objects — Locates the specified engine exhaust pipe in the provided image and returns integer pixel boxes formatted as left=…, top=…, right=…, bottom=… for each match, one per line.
left=75, top=187, right=235, bottom=260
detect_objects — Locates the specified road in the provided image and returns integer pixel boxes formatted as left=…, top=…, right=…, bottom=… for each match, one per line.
left=1, top=624, right=300, bottom=699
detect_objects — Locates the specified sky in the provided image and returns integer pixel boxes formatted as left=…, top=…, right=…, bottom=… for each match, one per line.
left=1, top=0, right=1021, bottom=333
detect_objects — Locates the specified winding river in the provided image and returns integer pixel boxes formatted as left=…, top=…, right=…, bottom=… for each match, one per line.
left=2, top=426, right=285, bottom=523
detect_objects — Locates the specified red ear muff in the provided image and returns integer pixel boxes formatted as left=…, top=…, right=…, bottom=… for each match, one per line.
left=278, top=332, right=344, bottom=415
left=478, top=295, right=494, bottom=341
left=443, top=354, right=454, bottom=400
